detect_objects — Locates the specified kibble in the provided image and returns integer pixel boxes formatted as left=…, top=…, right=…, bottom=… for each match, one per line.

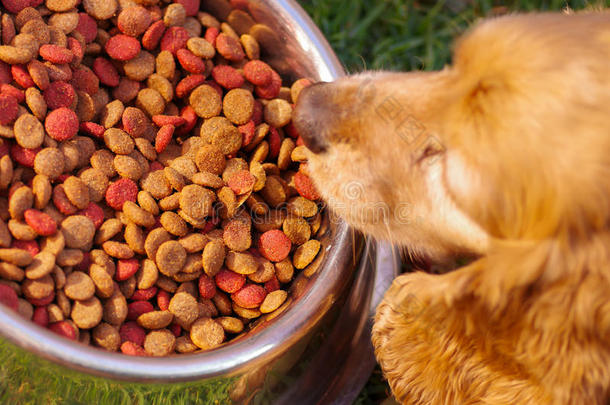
left=0, top=1, right=323, bottom=357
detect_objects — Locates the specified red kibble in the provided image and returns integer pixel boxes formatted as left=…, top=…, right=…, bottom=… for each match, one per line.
left=264, top=276, right=280, bottom=293
left=92, top=57, right=119, bottom=87
left=39, top=44, right=74, bottom=64
left=74, top=251, right=91, bottom=272
left=175, top=106, right=197, bottom=136
left=11, top=64, right=35, bottom=88
left=176, top=49, right=206, bottom=74
left=53, top=185, right=78, bottom=215
left=44, top=81, right=76, bottom=110
left=45, top=63, right=72, bottom=82
left=10, top=144, right=39, bottom=167
left=243, top=60, right=273, bottom=86
left=160, top=26, right=190, bottom=55
left=105, top=178, right=138, bottom=210
left=198, top=274, right=216, bottom=299
left=12, top=240, right=39, bottom=256
left=0, top=94, right=18, bottom=125
left=204, top=27, right=219, bottom=46
left=116, top=258, right=140, bottom=281
left=80, top=122, right=105, bottom=138
left=78, top=202, right=105, bottom=228
left=0, top=61, right=11, bottom=84
left=294, top=171, right=321, bottom=200
left=231, top=284, right=266, bottom=309
left=1, top=0, right=30, bottom=14
left=296, top=136, right=305, bottom=146
left=105, top=35, right=141, bottom=61
left=70, top=66, right=99, bottom=95
left=268, top=127, right=281, bottom=159
left=120, top=321, right=146, bottom=345
left=169, top=323, right=181, bottom=337
left=157, top=290, right=170, bottom=311
left=238, top=121, right=255, bottom=147
left=176, top=0, right=199, bottom=16
left=215, top=33, right=244, bottom=62
left=24, top=209, right=57, bottom=236
left=0, top=284, right=18, bottom=311
left=175, top=74, right=206, bottom=98
left=251, top=100, right=263, bottom=125
left=32, top=306, right=49, bottom=327
left=29, top=291, right=55, bottom=306
left=49, top=320, right=77, bottom=340
left=152, top=115, right=185, bottom=127
left=76, top=13, right=98, bottom=43
left=215, top=269, right=246, bottom=294
left=211, top=65, right=244, bottom=89
left=200, top=220, right=216, bottom=234
left=258, top=230, right=292, bottom=262
left=45, top=107, right=79, bottom=141
left=255, top=70, right=282, bottom=99
left=1, top=84, right=24, bottom=103
left=149, top=161, right=164, bottom=171
left=284, top=121, right=300, bottom=139
left=155, top=124, right=174, bottom=153
left=122, top=107, right=149, bottom=138
left=68, top=37, right=84, bottom=62
left=131, top=287, right=158, bottom=301
left=227, top=170, right=255, bottom=195
left=127, top=300, right=154, bottom=321
left=120, top=341, right=148, bottom=356
left=141, top=20, right=166, bottom=51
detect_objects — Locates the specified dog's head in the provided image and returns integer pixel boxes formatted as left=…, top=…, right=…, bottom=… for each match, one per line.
left=294, top=12, right=610, bottom=262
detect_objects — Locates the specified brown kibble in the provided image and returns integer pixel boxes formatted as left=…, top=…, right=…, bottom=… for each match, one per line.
left=61, top=215, right=95, bottom=249
left=63, top=176, right=90, bottom=209
left=144, top=329, right=175, bottom=356
left=90, top=150, right=117, bottom=178
left=195, top=144, right=226, bottom=175
left=90, top=264, right=114, bottom=298
left=140, top=170, right=172, bottom=199
left=223, top=88, right=254, bottom=125
left=95, top=219, right=123, bottom=245
left=160, top=211, right=188, bottom=237
left=64, top=271, right=96, bottom=300
left=216, top=316, right=243, bottom=334
left=187, top=37, right=214, bottom=59
left=190, top=84, right=222, bottom=118
left=114, top=155, right=143, bottom=181
left=32, top=175, right=52, bottom=209
left=104, top=128, right=135, bottom=155
left=137, top=259, right=158, bottom=289
left=155, top=50, right=175, bottom=79
left=155, top=240, right=186, bottom=276
left=201, top=238, right=225, bottom=277
left=123, top=201, right=155, bottom=227
left=25, top=251, right=56, bottom=279
left=137, top=310, right=173, bottom=329
left=225, top=251, right=258, bottom=275
left=22, top=274, right=54, bottom=300
left=179, top=184, right=215, bottom=221
left=103, top=241, right=134, bottom=259
left=175, top=335, right=198, bottom=353
left=124, top=50, right=155, bottom=81
left=101, top=100, right=125, bottom=129
left=282, top=216, right=311, bottom=245
left=264, top=98, right=292, bottom=128
left=9, top=186, right=33, bottom=220
left=178, top=233, right=208, bottom=253
left=192, top=171, right=224, bottom=188
left=260, top=175, right=286, bottom=207
left=0, top=248, right=33, bottom=267
left=103, top=287, right=128, bottom=325
left=200, top=117, right=242, bottom=156
left=83, top=0, right=117, bottom=20
left=93, top=322, right=121, bottom=351
left=25, top=88, right=48, bottom=120
left=163, top=167, right=186, bottom=191
left=0, top=262, right=24, bottom=282
left=71, top=296, right=103, bottom=329
left=287, top=196, right=318, bottom=217
left=293, top=239, right=321, bottom=269
left=56, top=249, right=84, bottom=267
left=168, top=291, right=198, bottom=328
left=232, top=303, right=260, bottom=319
left=14, top=114, right=44, bottom=149
left=190, top=317, right=224, bottom=350
left=137, top=191, right=159, bottom=216
left=136, top=88, right=165, bottom=116
left=259, top=290, right=287, bottom=313
left=147, top=74, right=173, bottom=102
left=144, top=227, right=171, bottom=259
left=275, top=258, right=294, bottom=284
left=158, top=193, right=180, bottom=211
left=34, top=148, right=64, bottom=180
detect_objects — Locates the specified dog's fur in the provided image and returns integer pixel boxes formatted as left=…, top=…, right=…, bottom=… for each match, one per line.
left=293, top=12, right=610, bottom=404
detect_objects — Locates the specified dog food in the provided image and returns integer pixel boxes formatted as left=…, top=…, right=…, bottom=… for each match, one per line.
left=0, top=0, right=322, bottom=357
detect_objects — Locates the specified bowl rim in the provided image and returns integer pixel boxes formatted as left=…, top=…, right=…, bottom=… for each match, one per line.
left=0, top=0, right=355, bottom=382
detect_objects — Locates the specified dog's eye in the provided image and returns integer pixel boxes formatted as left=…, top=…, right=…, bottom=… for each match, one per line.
left=417, top=145, right=443, bottom=164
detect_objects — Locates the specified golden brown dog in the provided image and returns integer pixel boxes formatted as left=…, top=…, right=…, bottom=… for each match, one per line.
left=293, top=11, right=610, bottom=405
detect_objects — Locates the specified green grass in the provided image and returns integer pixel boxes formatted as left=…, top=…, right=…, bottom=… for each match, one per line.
left=296, top=0, right=604, bottom=403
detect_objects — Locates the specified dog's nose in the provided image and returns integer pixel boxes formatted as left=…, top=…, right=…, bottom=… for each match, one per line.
left=292, top=82, right=330, bottom=154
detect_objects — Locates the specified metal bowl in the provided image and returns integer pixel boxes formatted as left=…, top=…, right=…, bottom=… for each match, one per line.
left=0, top=1, right=399, bottom=403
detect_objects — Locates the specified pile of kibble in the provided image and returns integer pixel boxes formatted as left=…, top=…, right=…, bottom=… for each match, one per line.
left=0, top=0, right=323, bottom=356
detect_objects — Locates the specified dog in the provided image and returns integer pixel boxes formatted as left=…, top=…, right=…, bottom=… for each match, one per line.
left=293, top=11, right=610, bottom=405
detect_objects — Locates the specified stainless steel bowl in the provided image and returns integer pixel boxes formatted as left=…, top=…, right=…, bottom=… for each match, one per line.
left=0, top=1, right=400, bottom=403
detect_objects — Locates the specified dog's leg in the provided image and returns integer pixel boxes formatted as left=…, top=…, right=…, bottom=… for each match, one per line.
left=372, top=271, right=550, bottom=405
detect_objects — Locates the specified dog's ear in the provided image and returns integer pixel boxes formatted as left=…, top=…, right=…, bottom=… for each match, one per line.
left=439, top=13, right=610, bottom=241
